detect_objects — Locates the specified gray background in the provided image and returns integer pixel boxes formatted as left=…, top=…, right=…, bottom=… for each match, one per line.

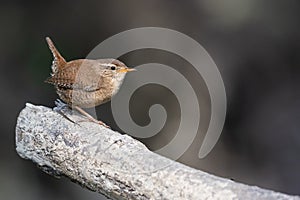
left=1, top=0, right=300, bottom=199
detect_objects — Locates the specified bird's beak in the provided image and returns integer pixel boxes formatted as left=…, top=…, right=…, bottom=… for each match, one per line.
left=117, top=67, right=136, bottom=73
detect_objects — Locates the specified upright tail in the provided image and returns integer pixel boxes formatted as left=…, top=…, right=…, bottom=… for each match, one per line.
left=46, top=37, right=66, bottom=74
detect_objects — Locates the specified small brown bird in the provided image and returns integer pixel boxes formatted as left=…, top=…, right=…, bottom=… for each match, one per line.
left=45, top=37, right=135, bottom=126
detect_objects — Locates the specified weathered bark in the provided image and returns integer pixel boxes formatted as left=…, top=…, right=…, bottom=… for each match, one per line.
left=15, top=103, right=299, bottom=200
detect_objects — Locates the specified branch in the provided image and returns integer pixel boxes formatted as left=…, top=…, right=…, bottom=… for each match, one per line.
left=15, top=103, right=299, bottom=200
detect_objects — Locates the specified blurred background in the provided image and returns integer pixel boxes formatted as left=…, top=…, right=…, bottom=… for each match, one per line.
left=1, top=0, right=300, bottom=199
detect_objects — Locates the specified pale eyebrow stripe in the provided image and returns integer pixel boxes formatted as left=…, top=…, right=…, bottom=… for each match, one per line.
left=101, top=63, right=116, bottom=67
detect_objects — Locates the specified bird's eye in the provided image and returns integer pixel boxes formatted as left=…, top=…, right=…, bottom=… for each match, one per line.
left=110, top=66, right=116, bottom=70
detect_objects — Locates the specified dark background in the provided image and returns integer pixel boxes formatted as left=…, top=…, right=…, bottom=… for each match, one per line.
left=1, top=1, right=300, bottom=199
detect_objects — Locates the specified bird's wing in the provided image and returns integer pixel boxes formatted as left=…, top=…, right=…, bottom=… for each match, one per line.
left=45, top=66, right=103, bottom=92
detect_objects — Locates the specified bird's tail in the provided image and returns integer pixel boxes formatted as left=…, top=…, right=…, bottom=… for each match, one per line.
left=45, top=37, right=66, bottom=75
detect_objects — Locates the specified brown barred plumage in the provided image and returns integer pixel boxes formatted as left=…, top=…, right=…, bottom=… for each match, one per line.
left=45, top=37, right=135, bottom=126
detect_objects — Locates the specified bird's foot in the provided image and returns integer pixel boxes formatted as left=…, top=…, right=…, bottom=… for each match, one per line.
left=54, top=99, right=68, bottom=111
left=53, top=99, right=78, bottom=125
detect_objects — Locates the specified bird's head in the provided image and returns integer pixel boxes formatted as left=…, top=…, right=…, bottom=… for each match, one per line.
left=99, top=59, right=136, bottom=83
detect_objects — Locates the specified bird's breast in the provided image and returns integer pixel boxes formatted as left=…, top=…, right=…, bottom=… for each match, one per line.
left=57, top=87, right=114, bottom=108
left=111, top=74, right=126, bottom=96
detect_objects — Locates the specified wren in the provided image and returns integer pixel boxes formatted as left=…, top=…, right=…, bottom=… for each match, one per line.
left=45, top=37, right=135, bottom=126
